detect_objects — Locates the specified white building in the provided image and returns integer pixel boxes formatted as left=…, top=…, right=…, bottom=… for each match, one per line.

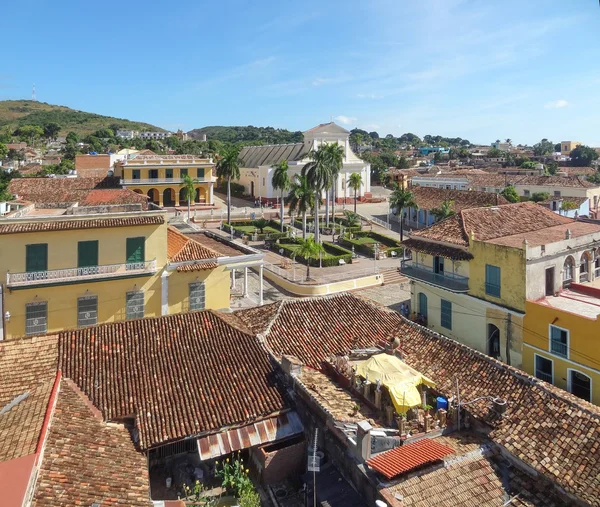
left=237, top=122, right=371, bottom=204
left=138, top=131, right=172, bottom=140
left=116, top=129, right=138, bottom=139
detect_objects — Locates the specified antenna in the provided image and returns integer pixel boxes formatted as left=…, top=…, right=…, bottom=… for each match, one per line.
left=32, top=84, right=36, bottom=101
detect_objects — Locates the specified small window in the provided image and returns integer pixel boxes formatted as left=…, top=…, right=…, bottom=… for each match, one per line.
left=78, top=240, right=99, bottom=268
left=550, top=325, right=568, bottom=358
left=126, top=291, right=144, bottom=320
left=132, top=169, right=140, bottom=180
left=78, top=296, right=98, bottom=328
left=554, top=191, right=561, bottom=197
left=485, top=264, right=501, bottom=298
left=26, top=244, right=48, bottom=273
left=534, top=354, right=553, bottom=383
left=180, top=168, right=188, bottom=178
left=441, top=299, right=452, bottom=330
left=25, top=302, right=48, bottom=336
left=126, top=237, right=145, bottom=267
left=523, top=190, right=530, bottom=197
left=569, top=370, right=591, bottom=402
left=166, top=169, right=173, bottom=179
left=189, top=282, right=206, bottom=311
left=197, top=168, right=205, bottom=179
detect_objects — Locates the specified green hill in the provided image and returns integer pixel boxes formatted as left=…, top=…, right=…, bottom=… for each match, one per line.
left=0, top=100, right=165, bottom=136
left=188, top=125, right=303, bottom=144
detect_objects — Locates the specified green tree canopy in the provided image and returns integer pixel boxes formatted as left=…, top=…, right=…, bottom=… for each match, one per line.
left=500, top=185, right=519, bottom=203
left=520, top=161, right=537, bottom=169
left=430, top=200, right=456, bottom=222
left=569, top=145, right=599, bottom=167
left=0, top=143, right=7, bottom=159
left=531, top=192, right=550, bottom=203
left=533, top=139, right=554, bottom=156
left=43, top=122, right=61, bottom=140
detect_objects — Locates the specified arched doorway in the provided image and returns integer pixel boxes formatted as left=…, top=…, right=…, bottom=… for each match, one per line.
left=418, top=293, right=427, bottom=320
left=563, top=256, right=575, bottom=288
left=195, top=187, right=206, bottom=203
left=163, top=188, right=175, bottom=207
left=487, top=324, right=500, bottom=359
left=179, top=188, right=188, bottom=206
left=132, top=189, right=143, bottom=194
left=594, top=248, right=600, bottom=278
left=580, top=251, right=591, bottom=283
left=147, top=188, right=159, bottom=205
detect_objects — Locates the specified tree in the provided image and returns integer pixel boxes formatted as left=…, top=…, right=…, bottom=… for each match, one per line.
left=43, top=122, right=61, bottom=141
left=569, top=145, right=599, bottom=167
left=433, top=151, right=442, bottom=163
left=181, top=173, right=200, bottom=220
left=253, top=218, right=269, bottom=233
left=531, top=192, right=550, bottom=203
left=301, top=144, right=332, bottom=242
left=500, top=185, right=519, bottom=203
left=272, top=160, right=290, bottom=233
left=545, top=161, right=558, bottom=175
left=388, top=184, right=418, bottom=245
left=458, top=147, right=471, bottom=159
left=343, top=210, right=360, bottom=227
left=287, top=174, right=314, bottom=239
left=292, top=236, right=325, bottom=281
left=323, top=142, right=345, bottom=225
left=533, top=138, right=554, bottom=156
left=430, top=200, right=455, bottom=222
left=66, top=131, right=79, bottom=144
left=348, top=172, right=363, bottom=213
left=520, top=161, right=537, bottom=169
left=216, top=145, right=242, bottom=225
left=487, top=147, right=503, bottom=158
left=15, top=125, right=44, bottom=145
left=397, top=156, right=410, bottom=169
left=349, top=132, right=363, bottom=151
left=561, top=201, right=579, bottom=214
left=0, top=143, right=7, bottom=160
left=505, top=138, right=512, bottom=144
left=587, top=172, right=600, bottom=185
left=554, top=143, right=561, bottom=152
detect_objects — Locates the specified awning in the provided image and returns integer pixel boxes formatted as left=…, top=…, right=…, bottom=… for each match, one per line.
left=355, top=354, right=435, bottom=414
left=197, top=411, right=304, bottom=461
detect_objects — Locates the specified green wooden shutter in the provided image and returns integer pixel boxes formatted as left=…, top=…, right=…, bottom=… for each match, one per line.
left=26, top=244, right=48, bottom=272
left=78, top=241, right=99, bottom=268
left=197, top=168, right=205, bottom=178
left=126, top=237, right=145, bottom=265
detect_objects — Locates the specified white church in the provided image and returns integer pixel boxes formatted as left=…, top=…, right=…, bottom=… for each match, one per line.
left=237, top=122, right=371, bottom=204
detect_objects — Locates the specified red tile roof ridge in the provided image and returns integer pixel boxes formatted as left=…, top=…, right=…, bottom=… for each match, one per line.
left=167, top=226, right=223, bottom=263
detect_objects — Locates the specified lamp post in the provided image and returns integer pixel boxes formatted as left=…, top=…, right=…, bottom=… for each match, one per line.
left=374, top=243, right=378, bottom=273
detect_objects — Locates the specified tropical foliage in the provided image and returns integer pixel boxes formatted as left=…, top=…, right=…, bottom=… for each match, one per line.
left=348, top=172, right=362, bottom=213
left=216, top=145, right=242, bottom=224
left=500, top=185, right=520, bottom=203
left=430, top=199, right=456, bottom=222
left=389, top=184, right=418, bottom=243
left=272, top=160, right=290, bottom=232
left=292, top=236, right=325, bottom=281
left=287, top=174, right=314, bottom=239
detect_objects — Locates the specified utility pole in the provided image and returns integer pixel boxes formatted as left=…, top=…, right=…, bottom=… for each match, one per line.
left=505, top=314, right=512, bottom=366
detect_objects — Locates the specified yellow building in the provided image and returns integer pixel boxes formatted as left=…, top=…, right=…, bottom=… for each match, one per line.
left=0, top=180, right=264, bottom=340
left=116, top=154, right=217, bottom=207
left=403, top=202, right=600, bottom=368
left=523, top=285, right=600, bottom=405
left=561, top=141, right=582, bottom=155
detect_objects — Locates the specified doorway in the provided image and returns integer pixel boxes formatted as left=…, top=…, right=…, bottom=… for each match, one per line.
left=418, top=293, right=428, bottom=319
left=251, top=181, right=255, bottom=198
left=434, top=256, right=444, bottom=275
left=545, top=267, right=555, bottom=296
left=569, top=370, right=591, bottom=402
left=487, top=324, right=500, bottom=359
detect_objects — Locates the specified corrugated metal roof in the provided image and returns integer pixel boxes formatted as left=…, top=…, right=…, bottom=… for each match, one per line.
left=197, top=411, right=304, bottom=460
left=366, top=438, right=455, bottom=479
left=239, top=143, right=307, bottom=168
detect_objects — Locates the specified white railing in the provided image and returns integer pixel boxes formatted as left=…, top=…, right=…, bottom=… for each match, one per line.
left=359, top=213, right=393, bottom=230
left=263, top=261, right=379, bottom=284
left=122, top=177, right=215, bottom=185
left=6, top=259, right=157, bottom=287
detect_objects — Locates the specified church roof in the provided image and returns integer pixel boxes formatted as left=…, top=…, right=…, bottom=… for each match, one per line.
left=239, top=143, right=307, bottom=168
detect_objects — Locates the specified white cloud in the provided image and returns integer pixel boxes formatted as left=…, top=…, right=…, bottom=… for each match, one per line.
left=335, top=115, right=357, bottom=125
left=544, top=99, right=569, bottom=109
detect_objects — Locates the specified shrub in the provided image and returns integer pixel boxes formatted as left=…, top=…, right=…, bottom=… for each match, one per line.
left=275, top=238, right=352, bottom=267
left=340, top=231, right=403, bottom=257
left=224, top=220, right=289, bottom=241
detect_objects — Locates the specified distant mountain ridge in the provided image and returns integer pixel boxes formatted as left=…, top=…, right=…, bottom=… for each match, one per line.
left=187, top=125, right=303, bottom=145
left=0, top=100, right=165, bottom=136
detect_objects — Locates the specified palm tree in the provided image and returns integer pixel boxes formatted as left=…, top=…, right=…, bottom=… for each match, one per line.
left=323, top=143, right=345, bottom=226
left=430, top=199, right=455, bottom=222
left=181, top=173, right=200, bottom=220
left=272, top=160, right=290, bottom=233
left=348, top=172, right=363, bottom=213
left=389, top=183, right=418, bottom=244
left=287, top=175, right=314, bottom=239
left=301, top=146, right=331, bottom=242
left=216, top=145, right=241, bottom=225
left=292, top=235, right=325, bottom=281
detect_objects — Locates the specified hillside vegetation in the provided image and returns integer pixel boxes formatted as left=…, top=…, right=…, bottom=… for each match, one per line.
left=188, top=125, right=303, bottom=145
left=0, top=100, right=164, bottom=136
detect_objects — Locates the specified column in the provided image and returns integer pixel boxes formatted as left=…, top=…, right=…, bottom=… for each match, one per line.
left=259, top=264, right=264, bottom=305
left=161, top=270, right=169, bottom=316
left=158, top=190, right=164, bottom=207
left=209, top=183, right=214, bottom=205
left=243, top=267, right=249, bottom=297
left=231, top=269, right=236, bottom=289
left=174, top=188, right=180, bottom=207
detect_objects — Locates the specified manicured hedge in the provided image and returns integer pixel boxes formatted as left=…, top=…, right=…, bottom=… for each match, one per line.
left=341, top=231, right=404, bottom=257
left=223, top=220, right=289, bottom=241
left=293, top=218, right=361, bottom=235
left=274, top=238, right=353, bottom=267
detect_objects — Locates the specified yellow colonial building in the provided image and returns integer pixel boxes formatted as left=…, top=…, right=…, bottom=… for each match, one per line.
left=403, top=202, right=600, bottom=369
left=116, top=154, right=217, bottom=207
left=0, top=178, right=264, bottom=340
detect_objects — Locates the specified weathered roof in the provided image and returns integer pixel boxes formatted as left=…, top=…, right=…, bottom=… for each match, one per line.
left=7, top=176, right=121, bottom=203
left=303, top=121, right=349, bottom=135
left=167, top=226, right=220, bottom=270
left=409, top=186, right=508, bottom=211
left=238, top=292, right=600, bottom=505
left=410, top=202, right=575, bottom=247
left=413, top=172, right=599, bottom=189
left=80, top=188, right=149, bottom=207
left=402, top=237, right=473, bottom=260
left=184, top=232, right=246, bottom=257
left=58, top=311, right=288, bottom=450
left=487, top=220, right=600, bottom=248
left=0, top=215, right=165, bottom=235
left=239, top=143, right=307, bottom=168
left=32, top=379, right=151, bottom=506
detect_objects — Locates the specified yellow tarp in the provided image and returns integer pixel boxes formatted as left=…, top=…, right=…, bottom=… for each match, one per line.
left=355, top=353, right=435, bottom=414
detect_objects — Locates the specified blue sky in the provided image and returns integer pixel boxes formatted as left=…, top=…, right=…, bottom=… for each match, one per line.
left=2, top=0, right=600, bottom=145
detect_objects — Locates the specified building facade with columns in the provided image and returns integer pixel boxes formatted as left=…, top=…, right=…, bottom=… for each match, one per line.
left=117, top=154, right=216, bottom=208
left=237, top=122, right=371, bottom=205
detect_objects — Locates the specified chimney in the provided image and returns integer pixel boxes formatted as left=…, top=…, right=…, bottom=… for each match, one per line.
left=566, top=229, right=572, bottom=239
left=356, top=420, right=373, bottom=461
left=281, top=355, right=303, bottom=377
left=522, top=239, right=528, bottom=251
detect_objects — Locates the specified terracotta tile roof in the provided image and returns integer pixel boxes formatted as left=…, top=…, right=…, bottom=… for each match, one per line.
left=367, top=438, right=455, bottom=479
left=413, top=172, right=599, bottom=189
left=167, top=227, right=221, bottom=270
left=58, top=311, right=287, bottom=450
left=0, top=215, right=165, bottom=235
left=410, top=202, right=574, bottom=247
left=7, top=176, right=120, bottom=203
left=558, top=166, right=596, bottom=176
left=0, top=336, right=59, bottom=462
left=79, top=188, right=149, bottom=207
left=32, top=379, right=151, bottom=506
left=488, top=220, right=600, bottom=248
left=244, top=293, right=600, bottom=504
left=402, top=238, right=474, bottom=260
left=410, top=186, right=509, bottom=211
left=185, top=232, right=246, bottom=257
left=538, top=195, right=589, bottom=206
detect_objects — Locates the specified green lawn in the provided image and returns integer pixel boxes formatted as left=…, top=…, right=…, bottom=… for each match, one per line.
left=354, top=237, right=377, bottom=245
left=233, top=225, right=280, bottom=234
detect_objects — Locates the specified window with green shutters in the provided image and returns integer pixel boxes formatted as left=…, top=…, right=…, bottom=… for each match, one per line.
left=26, top=244, right=48, bottom=273
left=126, top=237, right=145, bottom=269
left=196, top=168, right=205, bottom=179
left=441, top=299, right=452, bottom=330
left=126, top=291, right=144, bottom=320
left=189, top=282, right=206, bottom=311
left=25, top=302, right=47, bottom=336
left=485, top=265, right=501, bottom=297
left=180, top=168, right=188, bottom=178
left=78, top=296, right=98, bottom=327
left=132, top=169, right=140, bottom=180
left=166, top=169, right=173, bottom=179
left=78, top=241, right=98, bottom=268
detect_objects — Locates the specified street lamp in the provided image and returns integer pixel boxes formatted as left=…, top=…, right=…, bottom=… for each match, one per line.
left=374, top=243, right=379, bottom=273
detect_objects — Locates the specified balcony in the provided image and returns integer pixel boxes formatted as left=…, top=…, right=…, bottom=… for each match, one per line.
left=550, top=339, right=568, bottom=358
left=401, top=260, right=469, bottom=292
left=6, top=260, right=157, bottom=289
left=121, top=177, right=215, bottom=185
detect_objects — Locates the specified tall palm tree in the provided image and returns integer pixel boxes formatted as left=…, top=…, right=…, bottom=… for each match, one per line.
left=348, top=172, right=362, bottom=214
left=430, top=199, right=455, bottom=222
left=389, top=183, right=418, bottom=244
left=287, top=175, right=314, bottom=239
left=272, top=160, right=290, bottom=233
left=216, top=145, right=242, bottom=225
left=292, top=235, right=325, bottom=281
left=323, top=143, right=345, bottom=226
left=301, top=146, right=331, bottom=242
left=181, top=173, right=200, bottom=220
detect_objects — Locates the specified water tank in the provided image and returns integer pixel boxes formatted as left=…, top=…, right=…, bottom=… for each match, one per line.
left=436, top=397, right=448, bottom=411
